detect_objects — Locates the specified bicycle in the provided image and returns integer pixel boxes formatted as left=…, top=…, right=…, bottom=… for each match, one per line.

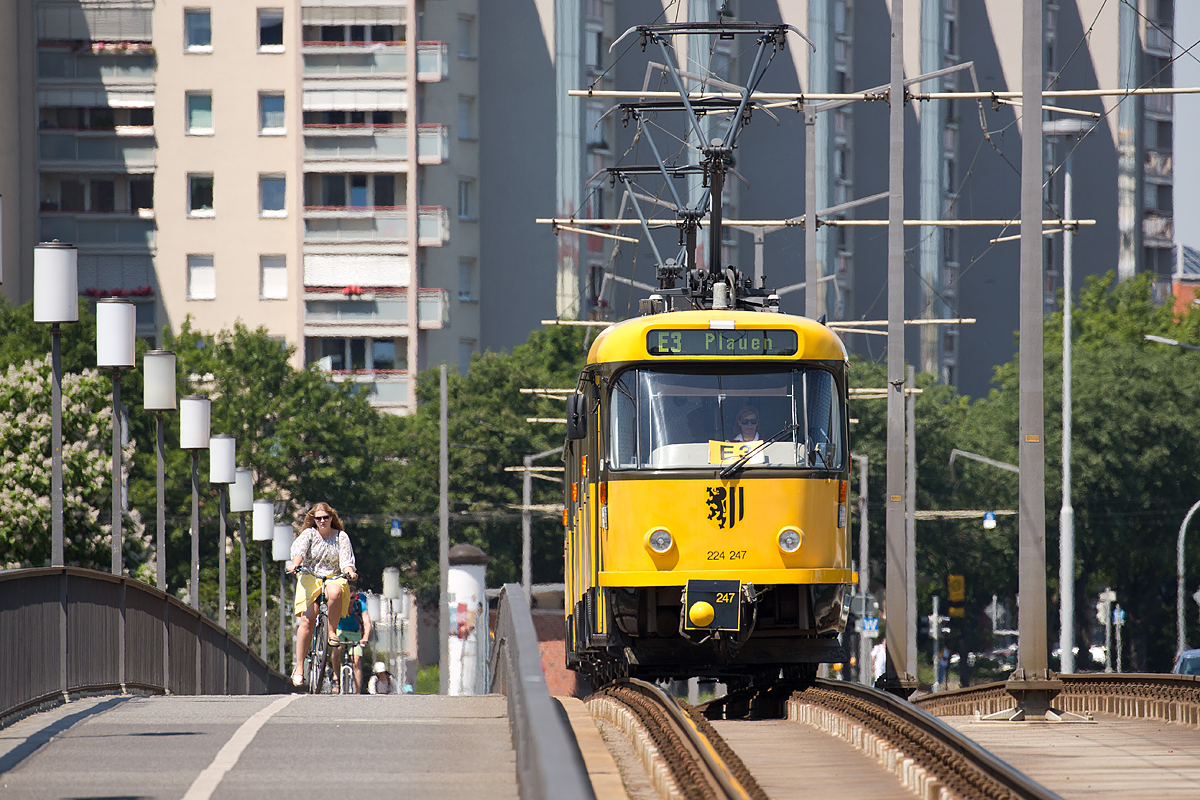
left=290, top=567, right=350, bottom=694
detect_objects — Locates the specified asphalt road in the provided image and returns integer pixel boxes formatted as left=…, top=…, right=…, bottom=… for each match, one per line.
left=0, top=694, right=518, bottom=800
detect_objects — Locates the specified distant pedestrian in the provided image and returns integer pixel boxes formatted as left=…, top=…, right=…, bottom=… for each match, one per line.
left=935, top=645, right=950, bottom=691
left=871, top=640, right=887, bottom=681
left=368, top=662, right=398, bottom=694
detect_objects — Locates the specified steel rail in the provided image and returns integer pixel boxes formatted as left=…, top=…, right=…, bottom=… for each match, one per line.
left=597, top=679, right=761, bottom=800
left=795, top=679, right=1065, bottom=800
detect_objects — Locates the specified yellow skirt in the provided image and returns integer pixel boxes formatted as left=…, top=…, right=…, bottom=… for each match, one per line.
left=293, top=573, right=351, bottom=619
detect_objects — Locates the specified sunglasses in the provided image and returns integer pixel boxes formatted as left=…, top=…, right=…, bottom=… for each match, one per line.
left=739, top=418, right=758, bottom=425
left=314, top=515, right=331, bottom=522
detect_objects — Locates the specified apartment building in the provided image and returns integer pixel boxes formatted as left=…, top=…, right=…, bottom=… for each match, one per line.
left=0, top=0, right=480, bottom=414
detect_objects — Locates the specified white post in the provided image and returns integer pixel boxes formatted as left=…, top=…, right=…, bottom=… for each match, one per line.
left=1060, top=142, right=1076, bottom=674
left=1176, top=500, right=1200, bottom=655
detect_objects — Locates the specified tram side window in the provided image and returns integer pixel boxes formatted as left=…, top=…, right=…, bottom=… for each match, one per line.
left=803, top=370, right=842, bottom=468
left=610, top=373, right=637, bottom=468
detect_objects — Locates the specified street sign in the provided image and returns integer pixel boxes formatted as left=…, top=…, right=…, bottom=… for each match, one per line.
left=856, top=617, right=880, bottom=638
left=1113, top=608, right=1125, bottom=624
left=849, top=593, right=880, bottom=617
left=983, top=511, right=996, bottom=529
left=390, top=519, right=402, bottom=538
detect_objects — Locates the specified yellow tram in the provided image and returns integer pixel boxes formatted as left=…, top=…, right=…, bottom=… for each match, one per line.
left=563, top=308, right=854, bottom=687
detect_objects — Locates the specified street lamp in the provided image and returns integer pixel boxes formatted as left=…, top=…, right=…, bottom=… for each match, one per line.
left=209, top=434, right=236, bottom=628
left=383, top=566, right=403, bottom=684
left=273, top=522, right=295, bottom=674
left=143, top=350, right=176, bottom=591
left=252, top=499, right=275, bottom=660
left=96, top=298, right=136, bottom=575
left=229, top=468, right=254, bottom=644
left=1177, top=500, right=1200, bottom=657
left=33, top=241, right=78, bottom=567
left=179, top=395, right=210, bottom=609
left=1045, top=117, right=1090, bottom=675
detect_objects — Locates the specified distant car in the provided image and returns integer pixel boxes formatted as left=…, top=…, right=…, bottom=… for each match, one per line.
left=1172, top=649, right=1200, bottom=676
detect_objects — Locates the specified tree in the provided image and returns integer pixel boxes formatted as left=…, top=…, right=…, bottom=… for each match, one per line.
left=0, top=355, right=148, bottom=574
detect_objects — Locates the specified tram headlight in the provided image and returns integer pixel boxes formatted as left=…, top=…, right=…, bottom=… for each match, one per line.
left=778, top=527, right=804, bottom=553
left=646, top=529, right=674, bottom=554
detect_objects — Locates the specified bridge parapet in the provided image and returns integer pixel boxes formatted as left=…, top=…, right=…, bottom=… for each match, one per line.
left=0, top=567, right=289, bottom=724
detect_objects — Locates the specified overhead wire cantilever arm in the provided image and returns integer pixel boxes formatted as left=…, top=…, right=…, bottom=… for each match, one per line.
left=618, top=175, right=666, bottom=268
left=721, top=32, right=777, bottom=152
left=650, top=33, right=710, bottom=150
left=632, top=116, right=690, bottom=214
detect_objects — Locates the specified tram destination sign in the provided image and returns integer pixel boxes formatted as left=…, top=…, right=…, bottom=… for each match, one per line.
left=647, top=329, right=799, bottom=357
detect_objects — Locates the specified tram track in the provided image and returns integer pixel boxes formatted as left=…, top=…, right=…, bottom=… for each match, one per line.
left=592, top=677, right=1064, bottom=800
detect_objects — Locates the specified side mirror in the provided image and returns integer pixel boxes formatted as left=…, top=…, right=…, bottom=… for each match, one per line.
left=566, top=393, right=588, bottom=440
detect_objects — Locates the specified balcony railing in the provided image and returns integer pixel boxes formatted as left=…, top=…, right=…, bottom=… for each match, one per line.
left=37, top=51, right=155, bottom=83
left=300, top=43, right=447, bottom=81
left=303, top=288, right=448, bottom=329
left=1145, top=93, right=1173, bottom=118
left=303, top=124, right=447, bottom=163
left=1143, top=215, right=1173, bottom=242
left=39, top=132, right=155, bottom=166
left=39, top=212, right=156, bottom=247
left=303, top=206, right=448, bottom=245
left=327, top=372, right=409, bottom=407
left=1145, top=24, right=1172, bottom=56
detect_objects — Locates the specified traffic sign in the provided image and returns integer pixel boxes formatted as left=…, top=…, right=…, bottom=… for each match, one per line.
left=856, top=617, right=880, bottom=638
left=390, top=519, right=402, bottom=538
left=1113, top=608, right=1125, bottom=625
left=983, top=511, right=996, bottom=529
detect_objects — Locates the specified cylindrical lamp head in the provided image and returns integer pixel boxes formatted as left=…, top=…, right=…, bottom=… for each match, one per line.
left=96, top=298, right=136, bottom=368
left=209, top=434, right=236, bottom=484
left=383, top=566, right=402, bottom=600
left=252, top=500, right=275, bottom=542
left=273, top=524, right=294, bottom=561
left=143, top=350, right=177, bottom=411
left=34, top=241, right=79, bottom=324
left=229, top=468, right=254, bottom=513
left=179, top=395, right=211, bottom=450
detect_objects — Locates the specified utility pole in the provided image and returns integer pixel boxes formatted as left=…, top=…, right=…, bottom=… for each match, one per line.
left=906, top=365, right=917, bottom=681
left=805, top=104, right=819, bottom=319
left=883, top=0, right=914, bottom=695
left=851, top=453, right=869, bottom=686
left=439, top=365, right=450, bottom=694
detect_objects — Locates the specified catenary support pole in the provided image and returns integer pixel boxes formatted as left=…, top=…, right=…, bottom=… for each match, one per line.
left=1060, top=142, right=1076, bottom=674
left=906, top=365, right=917, bottom=680
left=853, top=454, right=870, bottom=686
left=805, top=104, right=819, bottom=318
left=522, top=455, right=533, bottom=600
left=1017, top=0, right=1049, bottom=683
left=439, top=365, right=450, bottom=694
left=883, top=0, right=912, bottom=692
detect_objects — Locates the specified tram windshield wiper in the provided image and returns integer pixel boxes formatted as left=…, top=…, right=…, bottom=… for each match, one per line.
left=718, top=424, right=799, bottom=479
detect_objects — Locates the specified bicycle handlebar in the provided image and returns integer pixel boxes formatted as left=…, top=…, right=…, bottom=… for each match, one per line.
left=288, top=566, right=353, bottom=580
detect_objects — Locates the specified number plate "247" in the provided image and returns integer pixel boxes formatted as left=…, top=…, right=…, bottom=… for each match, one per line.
left=683, top=579, right=741, bottom=631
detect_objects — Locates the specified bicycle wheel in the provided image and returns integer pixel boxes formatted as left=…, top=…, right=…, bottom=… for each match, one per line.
left=308, top=612, right=328, bottom=694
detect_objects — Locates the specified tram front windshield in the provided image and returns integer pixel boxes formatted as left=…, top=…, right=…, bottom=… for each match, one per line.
left=608, top=368, right=843, bottom=471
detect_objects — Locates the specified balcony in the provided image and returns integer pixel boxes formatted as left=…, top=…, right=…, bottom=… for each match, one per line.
left=303, top=288, right=448, bottom=331
left=1145, top=24, right=1172, bottom=57
left=39, top=131, right=155, bottom=170
left=300, top=42, right=447, bottom=82
left=1145, top=92, right=1173, bottom=120
left=328, top=372, right=409, bottom=410
left=1145, top=150, right=1173, bottom=182
left=303, top=124, right=447, bottom=165
left=1143, top=214, right=1173, bottom=244
left=39, top=212, right=156, bottom=248
left=37, top=51, right=155, bottom=85
left=303, top=206, right=448, bottom=245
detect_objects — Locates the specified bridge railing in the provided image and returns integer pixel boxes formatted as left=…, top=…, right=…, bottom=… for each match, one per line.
left=490, top=583, right=594, bottom=800
left=1, top=567, right=290, bottom=724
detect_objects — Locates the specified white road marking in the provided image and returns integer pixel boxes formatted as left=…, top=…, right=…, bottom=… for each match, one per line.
left=180, top=695, right=299, bottom=800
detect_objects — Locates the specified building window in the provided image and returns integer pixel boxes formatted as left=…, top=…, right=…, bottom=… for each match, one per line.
left=458, top=258, right=475, bottom=301
left=457, top=179, right=474, bottom=220
left=187, top=255, right=216, bottom=299
left=130, top=178, right=153, bottom=211
left=585, top=27, right=603, bottom=73
left=457, top=96, right=474, bottom=140
left=186, top=92, right=213, bottom=134
left=185, top=9, right=212, bottom=51
left=188, top=174, right=214, bottom=216
left=586, top=100, right=605, bottom=149
left=457, top=16, right=474, bottom=58
left=258, top=9, right=284, bottom=51
left=260, top=255, right=287, bottom=299
left=260, top=93, right=285, bottom=134
left=260, top=175, right=286, bottom=216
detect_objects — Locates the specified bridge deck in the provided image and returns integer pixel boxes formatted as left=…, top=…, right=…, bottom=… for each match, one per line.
left=0, top=694, right=518, bottom=800
left=944, top=713, right=1200, bottom=799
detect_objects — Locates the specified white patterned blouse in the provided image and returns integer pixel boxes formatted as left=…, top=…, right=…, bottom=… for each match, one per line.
left=290, top=527, right=356, bottom=577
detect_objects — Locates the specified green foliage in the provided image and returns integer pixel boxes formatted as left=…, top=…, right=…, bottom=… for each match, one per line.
left=415, top=663, right=439, bottom=694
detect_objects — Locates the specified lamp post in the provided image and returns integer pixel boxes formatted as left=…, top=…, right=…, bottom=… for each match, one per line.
left=1177, top=500, right=1200, bottom=656
left=143, top=350, right=176, bottom=591
left=33, top=241, right=79, bottom=566
left=1044, top=117, right=1090, bottom=675
left=96, top=298, right=136, bottom=575
left=252, top=499, right=275, bottom=660
left=273, top=522, right=295, bottom=674
left=179, top=395, right=210, bottom=609
left=383, top=566, right=402, bottom=683
left=209, top=434, right=236, bottom=628
left=229, top=468, right=254, bottom=644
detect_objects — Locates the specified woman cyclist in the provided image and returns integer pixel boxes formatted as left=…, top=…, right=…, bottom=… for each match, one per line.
left=287, top=502, right=358, bottom=686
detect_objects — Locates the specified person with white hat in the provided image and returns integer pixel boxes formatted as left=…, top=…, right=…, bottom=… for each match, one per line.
left=368, top=661, right=398, bottom=694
